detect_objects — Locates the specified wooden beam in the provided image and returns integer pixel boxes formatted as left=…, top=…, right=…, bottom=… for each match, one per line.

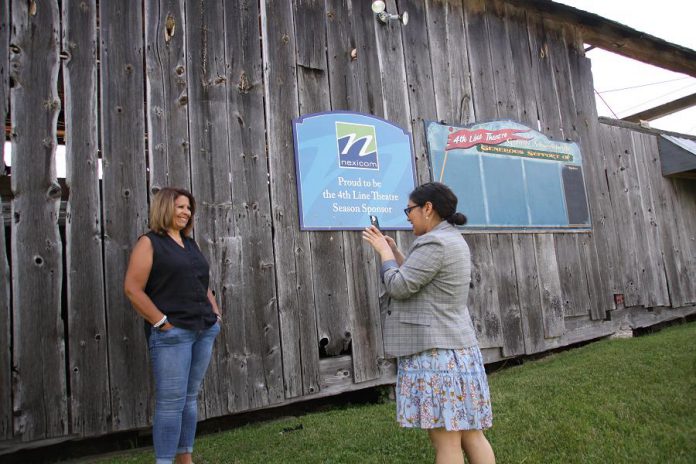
left=599, top=116, right=696, bottom=141
left=508, top=0, right=696, bottom=78
left=622, top=93, right=696, bottom=123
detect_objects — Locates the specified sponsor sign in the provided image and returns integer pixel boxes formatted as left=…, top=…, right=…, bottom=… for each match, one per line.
left=426, top=120, right=591, bottom=229
left=293, top=111, right=416, bottom=230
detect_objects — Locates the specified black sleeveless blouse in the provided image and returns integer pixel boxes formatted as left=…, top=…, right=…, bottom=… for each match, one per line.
left=144, top=231, right=217, bottom=331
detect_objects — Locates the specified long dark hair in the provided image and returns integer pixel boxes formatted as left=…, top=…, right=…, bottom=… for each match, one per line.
left=409, top=182, right=467, bottom=226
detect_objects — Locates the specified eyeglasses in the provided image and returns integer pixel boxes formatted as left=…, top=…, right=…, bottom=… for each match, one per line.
left=403, top=205, right=420, bottom=217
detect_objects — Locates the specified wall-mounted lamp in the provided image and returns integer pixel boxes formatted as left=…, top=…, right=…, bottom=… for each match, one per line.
left=371, top=0, right=409, bottom=26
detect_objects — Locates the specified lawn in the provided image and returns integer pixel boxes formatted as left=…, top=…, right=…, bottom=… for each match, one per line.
left=92, top=321, right=696, bottom=463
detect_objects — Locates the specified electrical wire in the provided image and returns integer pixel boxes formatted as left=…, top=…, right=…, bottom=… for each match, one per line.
left=594, top=89, right=619, bottom=119
left=597, top=77, right=691, bottom=94
left=617, top=81, right=696, bottom=114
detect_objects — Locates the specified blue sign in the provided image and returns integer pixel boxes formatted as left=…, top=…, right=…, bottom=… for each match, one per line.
left=426, top=120, right=591, bottom=229
left=293, top=111, right=416, bottom=230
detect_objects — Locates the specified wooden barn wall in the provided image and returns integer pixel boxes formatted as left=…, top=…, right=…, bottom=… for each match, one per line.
left=0, top=0, right=694, bottom=445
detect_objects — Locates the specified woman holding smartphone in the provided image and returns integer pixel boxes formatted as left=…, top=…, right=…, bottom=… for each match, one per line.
left=363, top=182, right=495, bottom=464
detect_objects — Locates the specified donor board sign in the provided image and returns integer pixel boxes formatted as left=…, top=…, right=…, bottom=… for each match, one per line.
left=293, top=111, right=416, bottom=230
left=426, top=120, right=591, bottom=229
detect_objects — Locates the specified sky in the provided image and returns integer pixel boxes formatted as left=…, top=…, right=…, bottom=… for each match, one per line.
left=555, top=0, right=696, bottom=135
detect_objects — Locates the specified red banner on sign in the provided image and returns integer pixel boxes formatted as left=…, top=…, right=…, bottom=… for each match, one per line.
left=445, top=128, right=532, bottom=150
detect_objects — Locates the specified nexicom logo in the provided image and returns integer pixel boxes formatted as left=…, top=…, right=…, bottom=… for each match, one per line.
left=336, top=122, right=379, bottom=170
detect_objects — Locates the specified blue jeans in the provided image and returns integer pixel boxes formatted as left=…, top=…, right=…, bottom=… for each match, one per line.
left=148, top=322, right=220, bottom=464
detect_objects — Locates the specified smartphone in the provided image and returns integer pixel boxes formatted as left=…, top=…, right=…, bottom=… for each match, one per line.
left=369, top=215, right=381, bottom=230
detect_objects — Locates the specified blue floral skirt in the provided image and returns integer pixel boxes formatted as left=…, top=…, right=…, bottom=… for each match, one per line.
left=396, top=346, right=493, bottom=431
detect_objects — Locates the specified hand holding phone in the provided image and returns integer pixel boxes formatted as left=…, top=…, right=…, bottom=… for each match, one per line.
left=369, top=215, right=381, bottom=231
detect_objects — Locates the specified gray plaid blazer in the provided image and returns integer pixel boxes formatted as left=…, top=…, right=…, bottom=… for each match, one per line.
left=381, top=220, right=477, bottom=358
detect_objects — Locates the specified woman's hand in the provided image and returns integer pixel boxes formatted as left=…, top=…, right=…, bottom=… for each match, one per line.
left=362, top=226, right=393, bottom=258
left=384, top=235, right=398, bottom=253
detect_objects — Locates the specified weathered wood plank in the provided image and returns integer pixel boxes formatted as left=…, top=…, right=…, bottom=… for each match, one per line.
left=629, top=131, right=670, bottom=307
left=294, top=0, right=351, bottom=361
left=373, top=0, right=411, bottom=129
left=0, top=0, right=7, bottom=175
left=318, top=355, right=396, bottom=397
left=337, top=1, right=385, bottom=383
left=640, top=132, right=696, bottom=306
left=503, top=3, right=537, bottom=127
left=184, top=0, right=234, bottom=418
left=62, top=0, right=111, bottom=437
left=261, top=0, right=320, bottom=397
left=466, top=235, right=503, bottom=349
left=598, top=123, right=635, bottom=306
left=10, top=0, right=67, bottom=440
left=425, top=0, right=451, bottom=122
left=444, top=0, right=474, bottom=125
left=463, top=0, right=497, bottom=122
left=293, top=0, right=325, bottom=71
left=490, top=234, right=524, bottom=356
left=99, top=0, right=151, bottom=431
left=671, top=178, right=696, bottom=304
left=554, top=234, right=590, bottom=317
left=543, top=21, right=577, bottom=141
left=0, top=0, right=10, bottom=440
left=184, top=0, right=255, bottom=417
left=512, top=234, right=545, bottom=353
left=525, top=19, right=585, bottom=327
left=463, top=0, right=497, bottom=121
left=525, top=14, right=562, bottom=138
left=545, top=28, right=595, bottom=320
left=222, top=0, right=285, bottom=410
left=145, top=0, right=191, bottom=190
left=372, top=0, right=415, bottom=329
left=612, top=126, right=658, bottom=308
left=485, top=0, right=518, bottom=120
left=534, top=234, right=564, bottom=338
left=400, top=0, right=437, bottom=183
left=571, top=49, right=621, bottom=318
left=0, top=205, right=9, bottom=440
left=599, top=124, right=642, bottom=308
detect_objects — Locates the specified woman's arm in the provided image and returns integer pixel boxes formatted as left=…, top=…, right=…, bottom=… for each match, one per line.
left=381, top=237, right=443, bottom=300
left=124, top=236, right=172, bottom=328
left=208, top=288, right=222, bottom=319
left=384, top=235, right=405, bottom=266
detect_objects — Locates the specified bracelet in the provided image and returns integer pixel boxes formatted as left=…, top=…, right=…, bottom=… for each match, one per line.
left=153, top=315, right=168, bottom=328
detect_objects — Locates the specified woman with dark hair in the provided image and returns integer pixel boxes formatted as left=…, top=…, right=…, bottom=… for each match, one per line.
left=363, top=182, right=495, bottom=464
left=124, top=187, right=221, bottom=464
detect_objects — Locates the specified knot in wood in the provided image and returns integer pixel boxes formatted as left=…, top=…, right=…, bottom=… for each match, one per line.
left=238, top=72, right=252, bottom=94
left=47, top=182, right=62, bottom=199
left=281, top=34, right=289, bottom=45
left=165, top=14, right=177, bottom=43
left=350, top=48, right=357, bottom=60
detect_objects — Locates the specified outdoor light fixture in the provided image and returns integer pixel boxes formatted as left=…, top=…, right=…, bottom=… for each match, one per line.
left=371, top=0, right=408, bottom=26
left=371, top=0, right=386, bottom=13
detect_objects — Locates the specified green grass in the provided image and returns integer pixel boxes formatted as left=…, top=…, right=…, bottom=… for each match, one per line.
left=93, top=322, right=696, bottom=464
